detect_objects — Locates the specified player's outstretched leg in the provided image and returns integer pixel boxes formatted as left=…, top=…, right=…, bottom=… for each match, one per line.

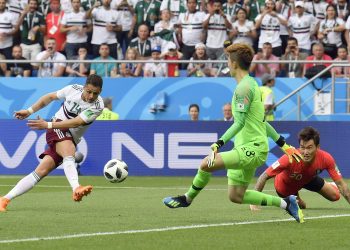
left=284, top=195, right=304, bottom=223
left=163, top=195, right=191, bottom=208
left=72, top=185, right=93, bottom=202
left=0, top=197, right=10, bottom=212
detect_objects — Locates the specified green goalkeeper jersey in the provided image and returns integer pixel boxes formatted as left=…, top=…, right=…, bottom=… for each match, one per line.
left=220, top=74, right=268, bottom=152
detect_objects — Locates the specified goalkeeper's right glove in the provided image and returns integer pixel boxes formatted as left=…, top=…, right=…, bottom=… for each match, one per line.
left=207, top=139, right=224, bottom=167
left=281, top=143, right=303, bottom=163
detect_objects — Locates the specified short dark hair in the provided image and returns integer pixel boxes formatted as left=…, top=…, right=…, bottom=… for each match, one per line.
left=86, top=74, right=103, bottom=89
left=287, top=37, right=298, bottom=45
left=298, top=126, right=320, bottom=146
left=189, top=103, right=200, bottom=112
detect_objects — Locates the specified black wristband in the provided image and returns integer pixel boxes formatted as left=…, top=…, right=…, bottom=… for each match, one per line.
left=276, top=135, right=286, bottom=147
left=216, top=139, right=224, bottom=148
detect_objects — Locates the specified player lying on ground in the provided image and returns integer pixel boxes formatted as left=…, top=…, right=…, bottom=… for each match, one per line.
left=163, top=43, right=304, bottom=223
left=250, top=126, right=350, bottom=211
left=0, top=74, right=104, bottom=212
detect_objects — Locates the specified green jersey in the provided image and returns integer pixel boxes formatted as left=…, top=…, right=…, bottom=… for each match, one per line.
left=231, top=75, right=268, bottom=151
left=134, top=0, right=161, bottom=29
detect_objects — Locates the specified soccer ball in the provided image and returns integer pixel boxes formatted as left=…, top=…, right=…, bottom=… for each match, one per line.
left=103, top=159, right=128, bottom=183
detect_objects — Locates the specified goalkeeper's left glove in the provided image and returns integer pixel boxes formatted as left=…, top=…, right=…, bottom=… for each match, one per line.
left=207, top=139, right=224, bottom=167
left=281, top=143, right=303, bottom=163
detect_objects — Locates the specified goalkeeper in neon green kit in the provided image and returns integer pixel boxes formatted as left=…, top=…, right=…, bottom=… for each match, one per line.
left=163, top=43, right=304, bottom=223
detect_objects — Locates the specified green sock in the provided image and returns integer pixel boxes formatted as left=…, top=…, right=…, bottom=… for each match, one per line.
left=186, top=169, right=211, bottom=201
left=242, top=190, right=281, bottom=207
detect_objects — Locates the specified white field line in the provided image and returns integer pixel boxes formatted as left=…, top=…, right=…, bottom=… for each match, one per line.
left=0, top=214, right=349, bottom=244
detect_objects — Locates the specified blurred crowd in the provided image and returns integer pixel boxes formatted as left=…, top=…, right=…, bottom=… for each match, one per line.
left=0, top=0, right=349, bottom=78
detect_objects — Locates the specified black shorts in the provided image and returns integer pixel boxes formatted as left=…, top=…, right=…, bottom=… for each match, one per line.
left=276, top=176, right=325, bottom=197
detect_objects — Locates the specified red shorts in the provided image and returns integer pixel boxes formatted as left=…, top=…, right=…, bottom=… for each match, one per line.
left=39, top=127, right=74, bottom=167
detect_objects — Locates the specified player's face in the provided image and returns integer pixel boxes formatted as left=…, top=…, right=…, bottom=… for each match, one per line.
left=299, top=139, right=319, bottom=163
left=82, top=84, right=102, bottom=103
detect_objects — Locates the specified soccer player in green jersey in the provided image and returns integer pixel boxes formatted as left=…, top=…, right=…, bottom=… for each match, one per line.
left=163, top=43, right=304, bottom=223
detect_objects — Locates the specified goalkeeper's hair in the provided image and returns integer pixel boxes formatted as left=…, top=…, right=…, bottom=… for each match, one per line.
left=298, top=126, right=320, bottom=146
left=86, top=74, right=103, bottom=89
left=226, top=43, right=254, bottom=70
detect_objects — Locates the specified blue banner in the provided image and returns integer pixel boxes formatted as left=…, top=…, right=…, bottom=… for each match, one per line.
left=0, top=120, right=349, bottom=178
left=1, top=77, right=344, bottom=121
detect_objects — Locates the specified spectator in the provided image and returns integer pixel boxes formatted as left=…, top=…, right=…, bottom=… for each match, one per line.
left=36, top=38, right=66, bottom=77
left=332, top=46, right=350, bottom=76
left=215, top=40, right=232, bottom=77
left=8, top=0, right=26, bottom=18
left=276, top=0, right=292, bottom=54
left=6, top=45, right=32, bottom=77
left=112, top=0, right=135, bottom=55
left=222, top=103, right=233, bottom=121
left=132, top=0, right=161, bottom=33
left=96, top=97, right=119, bottom=120
left=231, top=7, right=257, bottom=47
left=81, top=0, right=98, bottom=11
left=161, top=42, right=183, bottom=77
left=66, top=46, right=90, bottom=77
left=152, top=9, right=177, bottom=47
left=177, top=0, right=206, bottom=61
left=303, top=43, right=332, bottom=75
left=260, top=73, right=275, bottom=121
left=90, top=43, right=118, bottom=77
left=304, top=0, right=328, bottom=22
left=129, top=24, right=153, bottom=59
left=38, top=0, right=50, bottom=17
left=188, top=103, right=199, bottom=121
left=0, top=0, right=18, bottom=59
left=61, top=0, right=91, bottom=59
left=120, top=47, right=142, bottom=77
left=203, top=0, right=232, bottom=60
left=254, top=0, right=287, bottom=57
left=318, top=4, right=345, bottom=59
left=160, top=0, right=186, bottom=23
left=45, top=0, right=66, bottom=54
left=86, top=0, right=122, bottom=59
left=281, top=37, right=308, bottom=78
left=246, top=0, right=265, bottom=22
left=187, top=43, right=215, bottom=77
left=60, top=0, right=73, bottom=14
left=17, top=0, right=46, bottom=67
left=144, top=46, right=167, bottom=77
left=0, top=53, right=6, bottom=76
left=287, top=1, right=317, bottom=55
left=335, top=0, right=350, bottom=22
left=223, top=0, right=242, bottom=24
left=250, top=42, right=280, bottom=77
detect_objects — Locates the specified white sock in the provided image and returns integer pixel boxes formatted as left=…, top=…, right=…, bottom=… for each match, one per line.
left=280, top=199, right=287, bottom=209
left=4, top=171, right=41, bottom=200
left=63, top=156, right=80, bottom=191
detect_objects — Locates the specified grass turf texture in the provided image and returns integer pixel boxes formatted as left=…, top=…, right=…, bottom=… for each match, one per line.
left=0, top=176, right=350, bottom=250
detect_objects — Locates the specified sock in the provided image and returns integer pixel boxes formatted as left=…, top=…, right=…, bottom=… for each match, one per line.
left=185, top=169, right=211, bottom=202
left=63, top=156, right=80, bottom=191
left=4, top=171, right=41, bottom=200
left=242, top=190, right=282, bottom=208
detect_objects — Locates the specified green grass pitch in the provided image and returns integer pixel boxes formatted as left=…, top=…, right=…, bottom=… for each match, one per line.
left=0, top=176, right=350, bottom=250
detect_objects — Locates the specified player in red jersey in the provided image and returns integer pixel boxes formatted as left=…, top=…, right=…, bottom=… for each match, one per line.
left=250, top=126, right=350, bottom=210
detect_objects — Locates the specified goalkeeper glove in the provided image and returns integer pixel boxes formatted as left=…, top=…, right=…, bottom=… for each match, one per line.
left=207, top=140, right=224, bottom=167
left=281, top=143, right=303, bottom=163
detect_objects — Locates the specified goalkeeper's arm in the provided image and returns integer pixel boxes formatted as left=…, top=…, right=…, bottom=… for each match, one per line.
left=266, top=122, right=303, bottom=163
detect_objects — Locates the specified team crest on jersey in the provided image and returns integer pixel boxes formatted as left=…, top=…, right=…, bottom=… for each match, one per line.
left=237, top=103, right=244, bottom=110
left=272, top=161, right=280, bottom=169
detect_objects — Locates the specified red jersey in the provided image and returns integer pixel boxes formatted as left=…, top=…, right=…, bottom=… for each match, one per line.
left=46, top=12, right=66, bottom=52
left=164, top=55, right=179, bottom=77
left=265, top=149, right=342, bottom=196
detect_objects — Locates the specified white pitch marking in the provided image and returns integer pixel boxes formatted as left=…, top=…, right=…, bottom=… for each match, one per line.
left=0, top=214, right=349, bottom=244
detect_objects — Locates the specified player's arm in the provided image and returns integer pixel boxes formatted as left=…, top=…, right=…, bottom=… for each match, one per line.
left=265, top=122, right=303, bottom=163
left=14, top=92, right=59, bottom=120
left=335, top=179, right=350, bottom=204
left=255, top=171, right=273, bottom=192
left=27, top=116, right=87, bottom=130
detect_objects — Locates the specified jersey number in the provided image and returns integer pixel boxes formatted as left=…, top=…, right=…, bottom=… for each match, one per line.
left=290, top=173, right=303, bottom=181
left=70, top=102, right=82, bottom=114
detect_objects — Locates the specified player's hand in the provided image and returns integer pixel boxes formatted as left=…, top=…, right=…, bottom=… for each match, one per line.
left=13, top=110, right=31, bottom=120
left=27, top=116, right=48, bottom=130
left=250, top=205, right=261, bottom=211
left=281, top=143, right=303, bottom=163
left=207, top=142, right=220, bottom=167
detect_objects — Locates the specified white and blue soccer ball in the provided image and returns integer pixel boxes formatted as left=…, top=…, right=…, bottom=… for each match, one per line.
left=103, top=159, right=128, bottom=183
